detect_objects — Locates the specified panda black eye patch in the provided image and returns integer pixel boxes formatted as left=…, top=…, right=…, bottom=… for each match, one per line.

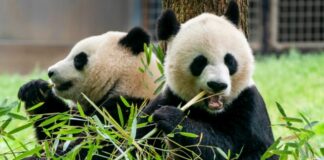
left=224, top=53, right=238, bottom=75
left=190, top=55, right=208, bottom=76
left=74, top=52, right=88, bottom=70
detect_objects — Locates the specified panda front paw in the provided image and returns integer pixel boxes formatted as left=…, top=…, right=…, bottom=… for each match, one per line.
left=152, top=106, right=185, bottom=134
left=18, top=79, right=53, bottom=112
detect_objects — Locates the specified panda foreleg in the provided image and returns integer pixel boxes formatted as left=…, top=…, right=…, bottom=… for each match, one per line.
left=18, top=79, right=70, bottom=141
left=152, top=105, right=234, bottom=160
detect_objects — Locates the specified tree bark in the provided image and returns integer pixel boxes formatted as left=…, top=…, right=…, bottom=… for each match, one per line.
left=161, top=0, right=248, bottom=37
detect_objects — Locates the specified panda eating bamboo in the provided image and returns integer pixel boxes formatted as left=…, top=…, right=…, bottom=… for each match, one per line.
left=136, top=1, right=277, bottom=159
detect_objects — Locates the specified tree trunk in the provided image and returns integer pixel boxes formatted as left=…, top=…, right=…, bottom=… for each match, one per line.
left=161, top=0, right=248, bottom=37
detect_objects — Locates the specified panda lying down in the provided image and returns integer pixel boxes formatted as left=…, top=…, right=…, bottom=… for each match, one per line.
left=18, top=27, right=160, bottom=159
left=136, top=1, right=277, bottom=160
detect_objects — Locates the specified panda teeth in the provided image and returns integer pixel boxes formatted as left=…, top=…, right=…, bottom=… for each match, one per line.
left=206, top=93, right=224, bottom=110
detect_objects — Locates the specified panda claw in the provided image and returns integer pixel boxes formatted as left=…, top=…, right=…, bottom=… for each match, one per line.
left=18, top=79, right=52, bottom=108
left=152, top=106, right=185, bottom=134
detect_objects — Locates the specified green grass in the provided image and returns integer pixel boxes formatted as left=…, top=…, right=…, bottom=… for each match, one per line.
left=0, top=71, right=46, bottom=101
left=254, top=51, right=324, bottom=146
left=0, top=71, right=47, bottom=158
left=0, top=51, right=323, bottom=158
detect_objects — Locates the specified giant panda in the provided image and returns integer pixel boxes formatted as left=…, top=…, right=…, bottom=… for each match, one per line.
left=18, top=27, right=160, bottom=158
left=136, top=2, right=276, bottom=160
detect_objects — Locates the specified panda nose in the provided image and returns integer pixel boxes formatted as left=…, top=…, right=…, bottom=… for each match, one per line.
left=207, top=81, right=227, bottom=93
left=48, top=70, right=55, bottom=78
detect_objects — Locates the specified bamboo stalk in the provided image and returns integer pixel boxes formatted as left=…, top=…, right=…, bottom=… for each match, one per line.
left=115, top=91, right=206, bottom=160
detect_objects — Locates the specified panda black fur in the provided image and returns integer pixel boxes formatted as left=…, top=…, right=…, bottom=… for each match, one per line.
left=18, top=27, right=160, bottom=159
left=137, top=2, right=276, bottom=160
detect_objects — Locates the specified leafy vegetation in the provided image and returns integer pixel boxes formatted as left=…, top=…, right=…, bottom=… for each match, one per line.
left=262, top=103, right=321, bottom=159
left=254, top=50, right=324, bottom=147
left=0, top=49, right=323, bottom=159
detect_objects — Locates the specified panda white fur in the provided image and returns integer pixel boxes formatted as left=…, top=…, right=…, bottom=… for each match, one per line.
left=18, top=27, right=160, bottom=158
left=137, top=2, right=276, bottom=160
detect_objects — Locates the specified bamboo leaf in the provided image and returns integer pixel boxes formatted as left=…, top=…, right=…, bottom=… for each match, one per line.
left=300, top=113, right=311, bottom=125
left=86, top=143, right=95, bottom=160
left=286, top=126, right=301, bottom=132
left=282, top=117, right=303, bottom=123
left=154, top=75, right=165, bottom=83
left=14, top=146, right=42, bottom=160
left=96, top=128, right=128, bottom=160
left=271, top=150, right=293, bottom=155
left=300, top=113, right=319, bottom=129
left=44, top=141, right=52, bottom=158
left=2, top=137, right=16, bottom=158
left=7, top=112, right=27, bottom=120
left=81, top=93, right=142, bottom=151
left=145, top=43, right=152, bottom=65
left=44, top=129, right=51, bottom=137
left=216, top=147, right=228, bottom=159
left=53, top=135, right=60, bottom=151
left=120, top=96, right=131, bottom=108
left=0, top=107, right=11, bottom=116
left=8, top=122, right=33, bottom=134
left=148, top=115, right=153, bottom=123
left=39, top=114, right=67, bottom=127
left=167, top=133, right=174, bottom=138
left=140, top=57, right=147, bottom=70
left=76, top=102, right=86, bottom=118
left=26, top=102, right=44, bottom=112
left=29, top=114, right=43, bottom=121
left=227, top=149, right=231, bottom=159
left=305, top=142, right=316, bottom=156
left=320, top=148, right=324, bottom=156
left=59, top=136, right=77, bottom=141
left=276, top=102, right=292, bottom=126
left=178, top=132, right=199, bottom=138
left=153, top=44, right=164, bottom=63
left=127, top=105, right=136, bottom=145
left=0, top=118, right=12, bottom=131
left=299, top=128, right=315, bottom=134
left=117, top=104, right=124, bottom=127
left=7, top=101, right=19, bottom=109
left=286, top=143, right=298, bottom=148
left=261, top=137, right=281, bottom=160
left=55, top=128, right=83, bottom=135
left=307, top=121, right=318, bottom=129
left=276, top=102, right=287, bottom=117
left=153, top=81, right=165, bottom=95
left=130, top=110, right=137, bottom=139
left=63, top=135, right=73, bottom=152
left=156, top=62, right=164, bottom=74
left=136, top=122, right=148, bottom=128
left=138, top=67, right=145, bottom=73
left=177, top=125, right=183, bottom=130
left=16, top=101, right=22, bottom=112
left=92, top=115, right=104, bottom=129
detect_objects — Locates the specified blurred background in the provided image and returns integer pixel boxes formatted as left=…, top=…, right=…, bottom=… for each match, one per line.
left=0, top=0, right=323, bottom=74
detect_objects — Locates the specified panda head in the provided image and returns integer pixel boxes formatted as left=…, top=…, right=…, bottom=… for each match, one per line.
left=48, top=27, right=158, bottom=107
left=158, top=1, right=254, bottom=114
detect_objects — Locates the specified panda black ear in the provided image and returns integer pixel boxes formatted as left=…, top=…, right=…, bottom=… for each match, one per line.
left=157, top=9, right=180, bottom=41
left=119, top=27, right=150, bottom=55
left=224, top=1, right=240, bottom=27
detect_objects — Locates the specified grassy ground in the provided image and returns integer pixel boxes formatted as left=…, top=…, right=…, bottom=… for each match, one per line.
left=254, top=51, right=324, bottom=145
left=0, top=52, right=323, bottom=157
left=0, top=70, right=47, bottom=158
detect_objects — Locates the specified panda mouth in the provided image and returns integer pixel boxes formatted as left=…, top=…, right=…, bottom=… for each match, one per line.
left=55, top=81, right=73, bottom=91
left=204, top=93, right=224, bottom=110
